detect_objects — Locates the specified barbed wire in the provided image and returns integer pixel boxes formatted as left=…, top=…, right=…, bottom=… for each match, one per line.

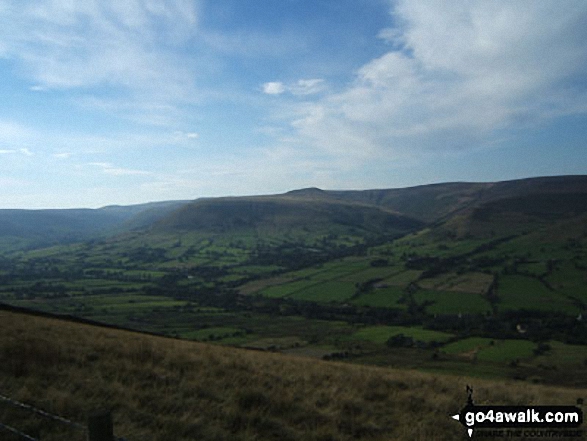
left=0, top=393, right=86, bottom=431
left=0, top=421, right=39, bottom=441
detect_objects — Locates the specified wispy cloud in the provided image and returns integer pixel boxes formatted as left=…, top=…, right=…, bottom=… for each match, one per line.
left=290, top=79, right=326, bottom=96
left=88, top=162, right=151, bottom=177
left=0, top=0, right=200, bottom=126
left=276, top=1, right=587, bottom=161
left=0, top=148, right=34, bottom=156
left=52, top=152, right=72, bottom=159
left=14, top=1, right=197, bottom=88
left=173, top=131, right=200, bottom=141
left=262, top=79, right=325, bottom=96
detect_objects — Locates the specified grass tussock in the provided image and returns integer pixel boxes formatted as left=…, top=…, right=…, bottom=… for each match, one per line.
left=0, top=311, right=585, bottom=441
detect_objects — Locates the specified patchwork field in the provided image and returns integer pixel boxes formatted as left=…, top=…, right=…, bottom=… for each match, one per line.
left=0, top=179, right=586, bottom=393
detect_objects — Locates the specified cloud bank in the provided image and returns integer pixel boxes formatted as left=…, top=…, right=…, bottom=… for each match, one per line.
left=282, top=1, right=587, bottom=161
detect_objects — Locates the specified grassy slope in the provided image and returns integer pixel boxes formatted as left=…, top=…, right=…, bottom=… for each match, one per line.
left=303, top=175, right=587, bottom=223
left=1, top=175, right=585, bottom=256
left=0, top=201, right=190, bottom=253
left=152, top=195, right=423, bottom=236
left=321, top=182, right=491, bottom=223
left=0, top=311, right=585, bottom=441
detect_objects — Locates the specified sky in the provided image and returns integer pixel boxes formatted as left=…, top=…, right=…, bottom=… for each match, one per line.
left=0, top=0, right=586, bottom=208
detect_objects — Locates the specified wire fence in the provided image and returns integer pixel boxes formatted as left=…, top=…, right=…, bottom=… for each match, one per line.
left=0, top=393, right=87, bottom=431
left=0, top=421, right=40, bottom=441
left=0, top=393, right=126, bottom=441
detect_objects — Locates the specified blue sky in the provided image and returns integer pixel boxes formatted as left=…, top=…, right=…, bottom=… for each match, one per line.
left=0, top=0, right=586, bottom=208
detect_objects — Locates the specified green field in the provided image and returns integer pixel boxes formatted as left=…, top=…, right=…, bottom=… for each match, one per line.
left=413, top=289, right=492, bottom=314
left=289, top=281, right=357, bottom=302
left=497, top=275, right=579, bottom=313
left=381, top=270, right=422, bottom=286
left=351, top=285, right=406, bottom=308
left=439, top=337, right=540, bottom=365
left=532, top=340, right=587, bottom=366
left=546, top=261, right=587, bottom=303
left=337, top=265, right=404, bottom=284
left=441, top=337, right=495, bottom=355
left=353, top=325, right=453, bottom=345
left=260, top=279, right=319, bottom=298
left=476, top=339, right=536, bottom=363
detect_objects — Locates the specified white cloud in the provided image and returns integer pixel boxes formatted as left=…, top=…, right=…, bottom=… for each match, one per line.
left=88, top=162, right=151, bottom=176
left=284, top=1, right=587, bottom=160
left=377, top=27, right=403, bottom=45
left=262, top=78, right=325, bottom=96
left=0, top=0, right=200, bottom=126
left=52, top=152, right=72, bottom=159
left=171, top=131, right=200, bottom=143
left=290, top=79, right=325, bottom=96
left=262, top=82, right=286, bottom=95
left=0, top=148, right=34, bottom=156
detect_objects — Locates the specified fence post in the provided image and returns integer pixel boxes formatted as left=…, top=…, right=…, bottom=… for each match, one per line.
left=88, top=410, right=114, bottom=441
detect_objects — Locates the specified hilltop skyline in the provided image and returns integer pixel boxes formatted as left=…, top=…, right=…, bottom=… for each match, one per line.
left=0, top=0, right=586, bottom=208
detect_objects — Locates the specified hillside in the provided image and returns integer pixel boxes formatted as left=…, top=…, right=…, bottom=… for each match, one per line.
left=0, top=309, right=584, bottom=441
left=0, top=200, right=189, bottom=252
left=309, top=182, right=492, bottom=223
left=1, top=175, right=585, bottom=252
left=0, top=175, right=586, bottom=394
left=298, top=175, right=587, bottom=225
left=152, top=195, right=423, bottom=236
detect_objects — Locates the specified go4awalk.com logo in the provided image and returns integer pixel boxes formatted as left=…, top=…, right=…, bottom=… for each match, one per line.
left=451, top=386, right=584, bottom=438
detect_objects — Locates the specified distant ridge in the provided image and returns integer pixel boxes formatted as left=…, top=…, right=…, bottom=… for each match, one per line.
left=152, top=195, right=424, bottom=236
left=285, top=187, right=326, bottom=196
left=0, top=200, right=190, bottom=251
left=297, top=175, right=587, bottom=223
left=0, top=175, right=585, bottom=251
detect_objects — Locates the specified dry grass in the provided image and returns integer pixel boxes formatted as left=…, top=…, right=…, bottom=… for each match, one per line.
left=0, top=311, right=585, bottom=441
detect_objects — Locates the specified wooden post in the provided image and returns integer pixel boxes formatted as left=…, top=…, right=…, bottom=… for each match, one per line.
left=88, top=410, right=114, bottom=441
